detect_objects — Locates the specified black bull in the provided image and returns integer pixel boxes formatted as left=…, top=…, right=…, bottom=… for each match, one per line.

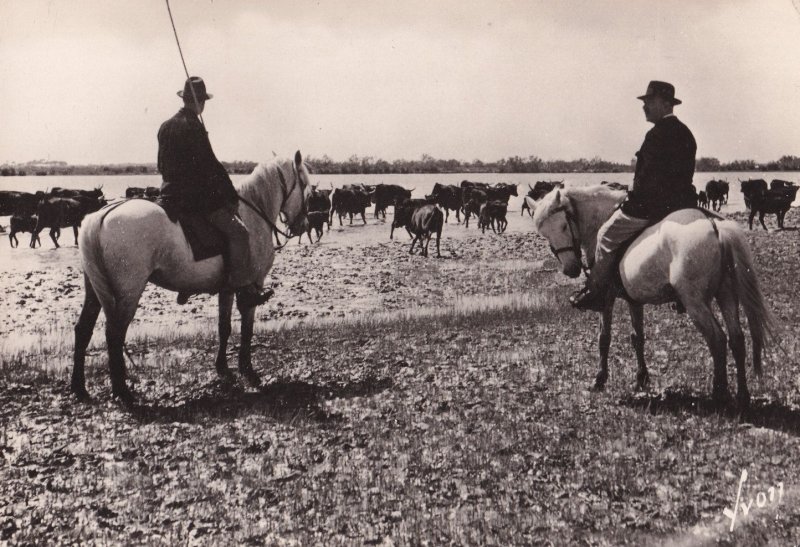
left=371, top=184, right=412, bottom=219
left=331, top=186, right=372, bottom=226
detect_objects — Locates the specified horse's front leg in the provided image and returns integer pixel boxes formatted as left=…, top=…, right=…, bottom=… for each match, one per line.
left=235, top=299, right=261, bottom=387
left=215, top=291, right=235, bottom=381
left=593, top=299, right=615, bottom=391
left=627, top=302, right=649, bottom=390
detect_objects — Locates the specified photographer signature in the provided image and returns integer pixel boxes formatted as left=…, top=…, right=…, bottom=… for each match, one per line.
left=722, top=469, right=784, bottom=532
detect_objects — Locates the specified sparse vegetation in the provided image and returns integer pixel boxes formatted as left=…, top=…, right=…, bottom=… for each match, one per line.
left=1, top=210, right=799, bottom=545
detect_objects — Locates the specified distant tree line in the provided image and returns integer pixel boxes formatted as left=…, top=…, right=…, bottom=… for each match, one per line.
left=2, top=154, right=799, bottom=176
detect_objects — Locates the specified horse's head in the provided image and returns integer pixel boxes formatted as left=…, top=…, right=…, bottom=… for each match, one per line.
left=279, top=150, right=312, bottom=238
left=532, top=189, right=583, bottom=278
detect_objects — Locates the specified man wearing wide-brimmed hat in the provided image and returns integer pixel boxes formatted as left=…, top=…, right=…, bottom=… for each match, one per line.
left=570, top=80, right=697, bottom=312
left=157, top=76, right=272, bottom=307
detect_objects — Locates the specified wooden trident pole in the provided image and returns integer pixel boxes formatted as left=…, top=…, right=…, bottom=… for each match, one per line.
left=165, top=0, right=205, bottom=127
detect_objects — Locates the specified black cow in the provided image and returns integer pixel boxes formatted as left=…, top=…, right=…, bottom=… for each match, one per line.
left=308, top=185, right=333, bottom=212
left=330, top=185, right=371, bottom=226
left=740, top=179, right=768, bottom=210
left=407, top=204, right=443, bottom=257
left=126, top=186, right=146, bottom=199
left=391, top=198, right=431, bottom=240
left=770, top=179, right=798, bottom=193
left=0, top=191, right=44, bottom=216
left=371, top=184, right=412, bottom=220
left=426, top=183, right=463, bottom=223
left=521, top=181, right=564, bottom=216
left=33, top=195, right=107, bottom=248
left=9, top=214, right=41, bottom=248
left=705, top=179, right=728, bottom=211
left=746, top=185, right=799, bottom=230
left=463, top=189, right=488, bottom=228
left=479, top=200, right=508, bottom=234
left=298, top=210, right=330, bottom=244
left=697, top=190, right=709, bottom=209
left=50, top=187, right=104, bottom=200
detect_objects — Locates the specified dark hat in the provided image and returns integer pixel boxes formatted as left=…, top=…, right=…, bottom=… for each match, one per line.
left=637, top=80, right=681, bottom=105
left=177, top=76, right=213, bottom=100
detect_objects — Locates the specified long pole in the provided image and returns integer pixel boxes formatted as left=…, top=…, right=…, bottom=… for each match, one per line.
left=165, top=0, right=205, bottom=127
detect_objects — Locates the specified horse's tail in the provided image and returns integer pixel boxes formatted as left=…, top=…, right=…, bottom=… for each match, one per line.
left=79, top=208, right=116, bottom=318
left=718, top=220, right=777, bottom=374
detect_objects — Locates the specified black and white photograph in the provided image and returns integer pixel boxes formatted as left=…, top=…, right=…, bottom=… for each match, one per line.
left=1, top=1, right=799, bottom=544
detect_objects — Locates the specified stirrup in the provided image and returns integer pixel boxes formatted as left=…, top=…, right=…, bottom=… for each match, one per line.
left=569, top=287, right=606, bottom=312
left=236, top=286, right=275, bottom=308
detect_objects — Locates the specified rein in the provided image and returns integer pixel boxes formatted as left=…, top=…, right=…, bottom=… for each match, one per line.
left=237, top=164, right=305, bottom=250
left=548, top=204, right=589, bottom=274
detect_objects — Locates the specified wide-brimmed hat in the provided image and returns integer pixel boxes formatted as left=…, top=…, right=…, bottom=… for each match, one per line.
left=177, top=76, right=213, bottom=100
left=637, top=80, right=681, bottom=105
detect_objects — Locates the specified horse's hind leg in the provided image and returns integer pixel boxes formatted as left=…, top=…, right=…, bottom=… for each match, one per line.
left=685, top=301, right=729, bottom=404
left=235, top=300, right=260, bottom=387
left=72, top=275, right=102, bottom=400
left=627, top=302, right=649, bottom=390
left=105, top=285, right=147, bottom=404
left=717, top=285, right=750, bottom=409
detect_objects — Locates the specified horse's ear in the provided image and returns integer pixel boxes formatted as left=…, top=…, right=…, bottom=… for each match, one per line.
left=295, top=150, right=302, bottom=167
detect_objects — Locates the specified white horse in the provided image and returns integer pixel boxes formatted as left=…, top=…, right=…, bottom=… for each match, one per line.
left=72, top=152, right=311, bottom=403
left=532, top=185, right=775, bottom=408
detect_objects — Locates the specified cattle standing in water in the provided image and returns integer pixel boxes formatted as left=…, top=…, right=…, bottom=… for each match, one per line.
left=521, top=181, right=564, bottom=216
left=33, top=195, right=107, bottom=248
left=300, top=211, right=330, bottom=243
left=330, top=185, right=372, bottom=226
left=705, top=179, right=728, bottom=211
left=407, top=204, right=443, bottom=257
left=740, top=179, right=768, bottom=210
left=9, top=214, right=41, bottom=248
left=697, top=190, right=709, bottom=208
left=479, top=200, right=509, bottom=234
left=0, top=190, right=44, bottom=217
left=391, top=198, right=430, bottom=240
left=743, top=180, right=799, bottom=230
left=371, top=184, right=412, bottom=220
left=426, top=183, right=463, bottom=223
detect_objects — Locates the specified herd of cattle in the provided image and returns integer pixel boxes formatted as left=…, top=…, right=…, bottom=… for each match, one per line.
left=0, top=187, right=107, bottom=248
left=1, top=176, right=797, bottom=253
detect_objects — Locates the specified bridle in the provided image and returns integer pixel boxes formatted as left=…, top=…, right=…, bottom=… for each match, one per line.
left=238, top=162, right=308, bottom=247
left=547, top=204, right=589, bottom=274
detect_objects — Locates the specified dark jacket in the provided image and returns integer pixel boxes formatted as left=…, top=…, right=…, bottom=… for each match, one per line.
left=157, top=108, right=238, bottom=214
left=621, top=115, right=697, bottom=221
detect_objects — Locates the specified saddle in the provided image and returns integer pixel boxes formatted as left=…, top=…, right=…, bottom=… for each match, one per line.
left=156, top=198, right=225, bottom=261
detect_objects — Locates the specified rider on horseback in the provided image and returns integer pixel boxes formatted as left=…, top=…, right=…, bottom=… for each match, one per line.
left=570, top=81, right=697, bottom=312
left=158, top=77, right=273, bottom=308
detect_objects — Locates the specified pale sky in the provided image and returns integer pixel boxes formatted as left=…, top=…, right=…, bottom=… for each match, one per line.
left=2, top=0, right=800, bottom=165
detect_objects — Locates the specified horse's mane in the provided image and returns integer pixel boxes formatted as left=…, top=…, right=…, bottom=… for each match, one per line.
left=236, top=157, right=302, bottom=213
left=533, top=184, right=626, bottom=233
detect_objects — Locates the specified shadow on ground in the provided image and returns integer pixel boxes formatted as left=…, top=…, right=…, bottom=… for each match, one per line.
left=619, top=388, right=800, bottom=437
left=126, top=376, right=393, bottom=425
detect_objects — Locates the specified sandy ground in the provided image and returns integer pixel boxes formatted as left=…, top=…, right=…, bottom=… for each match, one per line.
left=0, top=208, right=551, bottom=344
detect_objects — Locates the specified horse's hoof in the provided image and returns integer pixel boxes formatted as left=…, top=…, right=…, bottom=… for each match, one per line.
left=591, top=381, right=606, bottom=392
left=71, top=385, right=91, bottom=403
left=736, top=391, right=751, bottom=411
left=112, top=386, right=136, bottom=406
left=241, top=369, right=262, bottom=388
left=636, top=372, right=651, bottom=391
left=711, top=387, right=731, bottom=408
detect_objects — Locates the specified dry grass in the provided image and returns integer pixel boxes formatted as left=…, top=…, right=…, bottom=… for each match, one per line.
left=2, top=210, right=800, bottom=545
